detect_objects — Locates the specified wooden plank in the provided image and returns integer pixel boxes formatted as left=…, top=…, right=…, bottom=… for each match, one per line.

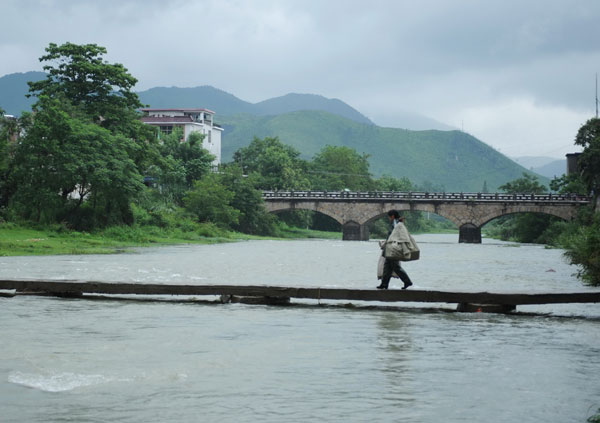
left=1, top=280, right=600, bottom=305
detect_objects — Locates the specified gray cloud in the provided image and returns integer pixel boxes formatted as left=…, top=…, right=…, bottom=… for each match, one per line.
left=2, top=0, right=598, bottom=157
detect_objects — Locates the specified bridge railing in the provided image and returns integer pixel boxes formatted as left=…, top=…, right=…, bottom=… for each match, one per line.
left=262, top=191, right=591, bottom=203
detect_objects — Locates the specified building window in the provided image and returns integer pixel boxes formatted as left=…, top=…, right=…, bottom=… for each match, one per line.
left=208, top=131, right=212, bottom=144
left=159, top=125, right=173, bottom=134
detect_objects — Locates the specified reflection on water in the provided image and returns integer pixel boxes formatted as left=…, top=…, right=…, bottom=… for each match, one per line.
left=1, top=235, right=600, bottom=422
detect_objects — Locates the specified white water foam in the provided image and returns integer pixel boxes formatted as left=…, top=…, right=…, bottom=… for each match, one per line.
left=8, top=371, right=118, bottom=392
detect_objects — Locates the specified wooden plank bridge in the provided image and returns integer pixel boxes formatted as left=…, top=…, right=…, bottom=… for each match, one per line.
left=2, top=279, right=600, bottom=313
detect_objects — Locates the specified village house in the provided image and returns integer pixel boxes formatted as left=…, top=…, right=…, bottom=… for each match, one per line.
left=140, top=108, right=223, bottom=166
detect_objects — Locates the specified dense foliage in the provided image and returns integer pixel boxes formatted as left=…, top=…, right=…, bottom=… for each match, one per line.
left=484, top=173, right=559, bottom=243
left=561, top=118, right=600, bottom=286
left=0, top=108, right=15, bottom=208
left=309, top=145, right=375, bottom=191
left=10, top=97, right=144, bottom=227
left=232, top=136, right=310, bottom=190
left=27, top=43, right=143, bottom=133
left=574, top=117, right=600, bottom=196
left=0, top=43, right=161, bottom=229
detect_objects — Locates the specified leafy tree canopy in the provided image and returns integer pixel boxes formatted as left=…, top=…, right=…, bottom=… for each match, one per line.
left=10, top=96, right=144, bottom=227
left=232, top=136, right=310, bottom=190
left=159, top=129, right=215, bottom=187
left=310, top=145, right=375, bottom=191
left=549, top=174, right=588, bottom=195
left=183, top=173, right=239, bottom=228
left=574, top=117, right=600, bottom=196
left=375, top=175, right=414, bottom=192
left=27, top=42, right=144, bottom=133
left=0, top=108, right=11, bottom=170
left=499, top=172, right=547, bottom=194
left=219, top=165, right=278, bottom=235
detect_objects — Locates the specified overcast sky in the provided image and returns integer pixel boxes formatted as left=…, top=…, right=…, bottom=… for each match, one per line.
left=2, top=0, right=599, bottom=158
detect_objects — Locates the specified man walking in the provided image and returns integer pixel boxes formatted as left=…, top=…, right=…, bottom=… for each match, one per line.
left=377, top=210, right=413, bottom=290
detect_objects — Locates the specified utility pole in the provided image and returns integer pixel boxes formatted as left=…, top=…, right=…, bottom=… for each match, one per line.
left=596, top=73, right=598, bottom=118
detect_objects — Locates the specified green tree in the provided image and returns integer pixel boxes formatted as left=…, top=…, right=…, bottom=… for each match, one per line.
left=563, top=213, right=600, bottom=286
left=159, top=129, right=214, bottom=188
left=309, top=145, right=375, bottom=191
left=417, top=180, right=446, bottom=192
left=482, top=180, right=489, bottom=193
left=559, top=118, right=600, bottom=286
left=375, top=175, right=414, bottom=191
left=183, top=173, right=239, bottom=228
left=219, top=165, right=277, bottom=235
left=5, top=42, right=165, bottom=228
left=27, top=42, right=142, bottom=132
left=573, top=117, right=600, bottom=197
left=10, top=96, right=144, bottom=227
left=499, top=172, right=547, bottom=194
left=490, top=173, right=555, bottom=243
left=0, top=109, right=13, bottom=208
left=144, top=158, right=187, bottom=207
left=27, top=42, right=159, bottom=173
left=232, top=136, right=310, bottom=190
left=549, top=174, right=587, bottom=195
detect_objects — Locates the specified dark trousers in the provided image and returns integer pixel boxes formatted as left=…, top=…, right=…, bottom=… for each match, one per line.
left=381, top=258, right=412, bottom=288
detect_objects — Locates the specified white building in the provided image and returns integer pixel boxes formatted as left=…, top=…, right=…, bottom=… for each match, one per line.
left=140, top=108, right=223, bottom=165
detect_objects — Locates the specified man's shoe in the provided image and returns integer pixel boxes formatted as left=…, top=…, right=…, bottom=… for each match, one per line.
left=401, top=282, right=413, bottom=290
left=376, top=284, right=388, bottom=289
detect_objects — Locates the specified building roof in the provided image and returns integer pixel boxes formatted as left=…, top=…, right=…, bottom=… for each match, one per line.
left=140, top=108, right=216, bottom=114
left=140, top=116, right=194, bottom=123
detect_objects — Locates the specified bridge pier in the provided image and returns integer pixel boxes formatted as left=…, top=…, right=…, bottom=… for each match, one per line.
left=342, top=222, right=370, bottom=241
left=459, top=224, right=481, bottom=243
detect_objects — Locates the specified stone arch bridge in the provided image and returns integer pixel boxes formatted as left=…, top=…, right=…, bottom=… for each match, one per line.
left=262, top=191, right=591, bottom=243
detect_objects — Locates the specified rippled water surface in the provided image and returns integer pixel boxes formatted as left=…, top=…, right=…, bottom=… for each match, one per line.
left=1, top=235, right=599, bottom=422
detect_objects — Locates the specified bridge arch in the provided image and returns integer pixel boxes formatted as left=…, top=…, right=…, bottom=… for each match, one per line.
left=362, top=205, right=462, bottom=228
left=265, top=203, right=344, bottom=225
left=478, top=209, right=572, bottom=228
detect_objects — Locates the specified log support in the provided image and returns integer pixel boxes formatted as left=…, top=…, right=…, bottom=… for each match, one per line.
left=457, top=303, right=516, bottom=313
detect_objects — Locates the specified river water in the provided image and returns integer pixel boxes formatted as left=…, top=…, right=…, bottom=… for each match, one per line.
left=1, top=234, right=599, bottom=422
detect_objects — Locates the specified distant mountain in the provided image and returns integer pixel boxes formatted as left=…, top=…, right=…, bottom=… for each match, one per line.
left=254, top=93, right=372, bottom=125
left=512, top=156, right=566, bottom=179
left=137, top=87, right=373, bottom=125
left=374, top=110, right=455, bottom=131
left=1, top=72, right=441, bottom=130
left=138, top=86, right=255, bottom=115
left=219, top=110, right=547, bottom=192
left=532, top=160, right=566, bottom=179
left=512, top=156, right=557, bottom=169
left=0, top=71, right=46, bottom=115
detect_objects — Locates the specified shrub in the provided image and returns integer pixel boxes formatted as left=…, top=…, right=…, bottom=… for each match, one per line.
left=563, top=213, right=600, bottom=286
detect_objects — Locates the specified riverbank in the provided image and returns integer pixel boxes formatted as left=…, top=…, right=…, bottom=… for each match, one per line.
left=0, top=222, right=459, bottom=257
left=0, top=223, right=341, bottom=256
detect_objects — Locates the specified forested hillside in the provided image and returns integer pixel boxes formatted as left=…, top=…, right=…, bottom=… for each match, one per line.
left=219, top=110, right=546, bottom=192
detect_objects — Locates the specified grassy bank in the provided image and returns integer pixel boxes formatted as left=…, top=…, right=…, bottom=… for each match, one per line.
left=0, top=223, right=341, bottom=256
left=0, top=222, right=458, bottom=257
